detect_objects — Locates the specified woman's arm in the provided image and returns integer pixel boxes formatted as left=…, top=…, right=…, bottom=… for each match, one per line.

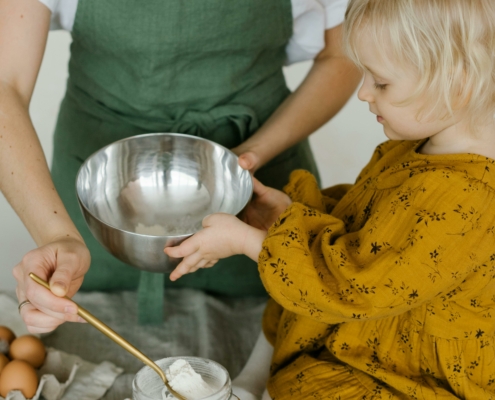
left=233, top=24, right=362, bottom=172
left=0, top=0, right=89, bottom=333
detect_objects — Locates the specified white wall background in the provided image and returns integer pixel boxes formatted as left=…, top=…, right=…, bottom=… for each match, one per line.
left=0, top=31, right=385, bottom=291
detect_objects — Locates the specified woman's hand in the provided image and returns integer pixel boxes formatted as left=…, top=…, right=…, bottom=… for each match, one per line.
left=240, top=178, right=292, bottom=231
left=13, top=237, right=90, bottom=334
left=165, top=213, right=266, bottom=281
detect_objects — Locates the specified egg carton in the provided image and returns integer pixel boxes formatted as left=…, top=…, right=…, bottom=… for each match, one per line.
left=0, top=295, right=122, bottom=400
left=1, top=347, right=122, bottom=400
left=1, top=348, right=78, bottom=400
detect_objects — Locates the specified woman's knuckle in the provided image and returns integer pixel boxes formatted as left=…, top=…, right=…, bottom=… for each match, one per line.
left=64, top=314, right=78, bottom=322
left=25, top=286, right=36, bottom=300
left=26, top=326, right=38, bottom=334
left=12, top=265, right=21, bottom=280
left=64, top=252, right=79, bottom=265
left=23, top=313, right=36, bottom=327
left=21, top=250, right=37, bottom=265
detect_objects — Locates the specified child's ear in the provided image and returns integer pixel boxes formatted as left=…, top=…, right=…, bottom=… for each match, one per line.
left=452, top=70, right=472, bottom=110
left=452, top=90, right=472, bottom=111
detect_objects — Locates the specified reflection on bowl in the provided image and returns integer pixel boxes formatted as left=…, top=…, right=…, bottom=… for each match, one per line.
left=76, top=133, right=253, bottom=273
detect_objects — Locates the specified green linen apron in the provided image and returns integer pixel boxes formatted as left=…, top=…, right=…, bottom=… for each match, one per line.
left=51, top=0, right=320, bottom=324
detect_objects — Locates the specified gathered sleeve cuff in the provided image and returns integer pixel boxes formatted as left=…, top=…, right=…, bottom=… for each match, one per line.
left=284, top=170, right=352, bottom=214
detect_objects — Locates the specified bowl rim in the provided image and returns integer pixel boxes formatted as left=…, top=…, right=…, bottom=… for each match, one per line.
left=75, top=132, right=253, bottom=238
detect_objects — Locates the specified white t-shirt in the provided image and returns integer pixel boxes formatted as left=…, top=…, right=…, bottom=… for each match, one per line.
left=38, top=0, right=348, bottom=65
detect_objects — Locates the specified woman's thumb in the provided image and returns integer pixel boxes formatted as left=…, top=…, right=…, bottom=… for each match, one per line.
left=49, top=267, right=72, bottom=297
left=252, top=177, right=267, bottom=195
left=238, top=152, right=259, bottom=172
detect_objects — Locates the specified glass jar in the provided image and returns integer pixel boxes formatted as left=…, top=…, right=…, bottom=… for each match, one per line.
left=132, top=356, right=238, bottom=400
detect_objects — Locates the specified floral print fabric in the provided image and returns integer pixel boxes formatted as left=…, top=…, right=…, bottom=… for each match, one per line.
left=260, top=140, right=495, bottom=399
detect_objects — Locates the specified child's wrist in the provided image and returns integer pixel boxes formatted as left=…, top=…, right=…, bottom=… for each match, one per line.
left=241, top=226, right=267, bottom=261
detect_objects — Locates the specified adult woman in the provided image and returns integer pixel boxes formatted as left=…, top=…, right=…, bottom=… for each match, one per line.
left=0, top=0, right=360, bottom=330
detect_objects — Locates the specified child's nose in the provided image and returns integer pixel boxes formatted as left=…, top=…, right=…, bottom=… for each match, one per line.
left=357, top=77, right=374, bottom=103
left=357, top=84, right=373, bottom=103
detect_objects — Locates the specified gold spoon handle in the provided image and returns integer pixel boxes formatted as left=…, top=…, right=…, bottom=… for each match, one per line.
left=29, top=273, right=185, bottom=400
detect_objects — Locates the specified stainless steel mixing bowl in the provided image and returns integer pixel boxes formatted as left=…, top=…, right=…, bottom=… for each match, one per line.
left=76, top=133, right=253, bottom=273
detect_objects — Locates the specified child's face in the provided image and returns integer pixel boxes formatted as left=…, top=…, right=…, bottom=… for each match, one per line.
left=355, top=33, right=457, bottom=142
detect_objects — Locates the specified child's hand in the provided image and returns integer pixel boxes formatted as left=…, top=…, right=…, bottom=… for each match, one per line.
left=165, top=213, right=266, bottom=281
left=240, top=177, right=292, bottom=231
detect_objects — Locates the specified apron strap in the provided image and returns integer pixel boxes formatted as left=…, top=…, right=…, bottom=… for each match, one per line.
left=138, top=271, right=165, bottom=325
left=137, top=104, right=259, bottom=324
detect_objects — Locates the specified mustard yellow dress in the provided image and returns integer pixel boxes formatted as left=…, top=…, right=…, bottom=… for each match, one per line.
left=260, top=140, right=495, bottom=399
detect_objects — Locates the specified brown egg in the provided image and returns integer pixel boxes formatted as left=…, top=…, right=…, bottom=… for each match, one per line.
left=0, top=327, right=15, bottom=356
left=0, top=339, right=8, bottom=356
left=9, top=335, right=46, bottom=369
left=0, top=326, right=15, bottom=344
left=0, top=353, right=9, bottom=375
left=0, top=360, right=38, bottom=398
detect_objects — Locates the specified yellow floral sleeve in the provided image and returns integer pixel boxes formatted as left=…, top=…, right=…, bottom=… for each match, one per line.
left=259, top=169, right=495, bottom=326
left=284, top=170, right=352, bottom=214
left=262, top=298, right=284, bottom=346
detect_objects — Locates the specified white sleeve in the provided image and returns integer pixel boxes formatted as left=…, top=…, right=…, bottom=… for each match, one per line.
left=287, top=0, right=349, bottom=65
left=320, top=0, right=349, bottom=30
left=38, top=0, right=58, bottom=12
left=37, top=0, right=77, bottom=31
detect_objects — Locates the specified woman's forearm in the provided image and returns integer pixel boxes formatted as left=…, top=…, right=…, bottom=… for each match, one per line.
left=0, top=0, right=82, bottom=247
left=234, top=25, right=362, bottom=168
left=0, top=83, right=83, bottom=246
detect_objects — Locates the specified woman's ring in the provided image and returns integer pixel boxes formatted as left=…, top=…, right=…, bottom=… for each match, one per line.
left=18, top=300, right=31, bottom=313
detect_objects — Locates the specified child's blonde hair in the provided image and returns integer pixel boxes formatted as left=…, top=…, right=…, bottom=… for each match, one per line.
left=343, top=0, right=495, bottom=131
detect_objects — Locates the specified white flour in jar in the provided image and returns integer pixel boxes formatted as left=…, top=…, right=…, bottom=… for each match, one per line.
left=162, top=359, right=220, bottom=399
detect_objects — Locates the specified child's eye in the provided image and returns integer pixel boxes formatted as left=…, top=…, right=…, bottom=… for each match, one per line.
left=374, top=82, right=387, bottom=91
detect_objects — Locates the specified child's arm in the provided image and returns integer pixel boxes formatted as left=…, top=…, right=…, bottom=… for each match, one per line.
left=260, top=171, right=495, bottom=326
left=283, top=142, right=402, bottom=214
left=165, top=214, right=266, bottom=281
left=165, top=173, right=344, bottom=281
left=284, top=170, right=351, bottom=214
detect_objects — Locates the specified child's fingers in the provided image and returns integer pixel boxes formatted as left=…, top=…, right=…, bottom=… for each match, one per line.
left=169, top=261, right=192, bottom=281
left=169, top=252, right=204, bottom=281
left=202, top=214, right=213, bottom=227
left=169, top=256, right=219, bottom=281
left=169, top=267, right=184, bottom=282
left=164, top=237, right=200, bottom=258
left=205, top=260, right=218, bottom=268
left=188, top=258, right=211, bottom=273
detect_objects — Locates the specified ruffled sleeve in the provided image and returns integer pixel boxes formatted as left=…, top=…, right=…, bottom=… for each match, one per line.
left=287, top=0, right=348, bottom=64
left=259, top=169, right=495, bottom=325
